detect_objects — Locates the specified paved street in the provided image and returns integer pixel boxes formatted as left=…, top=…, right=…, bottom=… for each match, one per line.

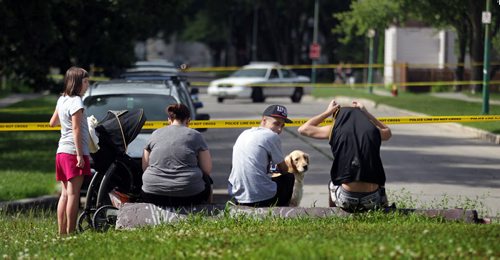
left=198, top=93, right=500, bottom=216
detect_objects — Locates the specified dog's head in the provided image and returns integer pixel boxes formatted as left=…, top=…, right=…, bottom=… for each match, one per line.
left=285, top=150, right=309, bottom=174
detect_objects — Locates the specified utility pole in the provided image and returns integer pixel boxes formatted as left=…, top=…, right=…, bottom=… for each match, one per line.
left=311, top=0, right=319, bottom=85
left=367, top=29, right=375, bottom=94
left=482, top=0, right=491, bottom=114
left=251, top=3, right=259, bottom=61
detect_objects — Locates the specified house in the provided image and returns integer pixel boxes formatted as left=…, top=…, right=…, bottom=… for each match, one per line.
left=384, top=25, right=468, bottom=91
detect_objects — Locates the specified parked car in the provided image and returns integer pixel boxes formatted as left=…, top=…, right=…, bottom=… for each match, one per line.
left=207, top=62, right=310, bottom=103
left=118, top=71, right=202, bottom=110
left=126, top=60, right=179, bottom=74
left=83, top=78, right=210, bottom=162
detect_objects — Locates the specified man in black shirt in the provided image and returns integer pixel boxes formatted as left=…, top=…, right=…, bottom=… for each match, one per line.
left=298, top=100, right=392, bottom=212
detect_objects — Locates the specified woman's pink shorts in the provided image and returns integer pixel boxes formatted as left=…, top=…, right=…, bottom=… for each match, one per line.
left=55, top=153, right=91, bottom=182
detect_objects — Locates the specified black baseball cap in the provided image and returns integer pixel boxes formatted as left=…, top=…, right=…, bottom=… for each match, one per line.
left=263, top=104, right=292, bottom=123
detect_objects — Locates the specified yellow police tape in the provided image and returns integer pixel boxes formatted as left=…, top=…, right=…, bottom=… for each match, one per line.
left=48, top=71, right=499, bottom=88
left=190, top=80, right=500, bottom=88
left=185, top=62, right=500, bottom=71
left=1, top=115, right=499, bottom=131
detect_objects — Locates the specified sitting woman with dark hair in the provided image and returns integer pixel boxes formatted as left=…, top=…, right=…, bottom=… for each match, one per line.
left=141, top=104, right=213, bottom=207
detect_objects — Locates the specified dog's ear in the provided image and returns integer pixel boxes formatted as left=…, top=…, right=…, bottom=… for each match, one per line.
left=304, top=153, right=310, bottom=163
left=287, top=154, right=295, bottom=171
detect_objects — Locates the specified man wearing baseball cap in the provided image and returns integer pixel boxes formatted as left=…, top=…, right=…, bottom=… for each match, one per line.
left=228, top=104, right=294, bottom=207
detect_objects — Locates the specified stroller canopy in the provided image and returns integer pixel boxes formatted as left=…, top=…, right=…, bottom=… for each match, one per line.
left=96, top=109, right=147, bottom=155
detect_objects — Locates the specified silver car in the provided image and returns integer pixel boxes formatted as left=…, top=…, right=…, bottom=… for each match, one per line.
left=83, top=78, right=209, bottom=160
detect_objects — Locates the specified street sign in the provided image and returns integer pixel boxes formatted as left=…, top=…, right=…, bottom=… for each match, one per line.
left=482, top=11, right=491, bottom=24
left=309, top=43, right=321, bottom=59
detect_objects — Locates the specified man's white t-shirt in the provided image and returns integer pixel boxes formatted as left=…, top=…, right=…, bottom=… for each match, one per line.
left=228, top=127, right=284, bottom=203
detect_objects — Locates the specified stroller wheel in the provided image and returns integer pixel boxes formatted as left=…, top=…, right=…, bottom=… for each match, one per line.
left=77, top=211, right=93, bottom=233
left=92, top=205, right=119, bottom=232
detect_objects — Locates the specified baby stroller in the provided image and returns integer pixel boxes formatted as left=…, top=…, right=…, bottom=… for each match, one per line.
left=77, top=109, right=146, bottom=232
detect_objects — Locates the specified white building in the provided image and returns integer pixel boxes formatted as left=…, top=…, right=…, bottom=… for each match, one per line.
left=134, top=35, right=213, bottom=67
left=384, top=26, right=465, bottom=84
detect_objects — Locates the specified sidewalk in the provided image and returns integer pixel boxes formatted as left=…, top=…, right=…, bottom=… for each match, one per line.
left=0, top=93, right=45, bottom=108
left=431, top=92, right=500, bottom=105
left=372, top=90, right=500, bottom=144
left=375, top=89, right=500, bottom=105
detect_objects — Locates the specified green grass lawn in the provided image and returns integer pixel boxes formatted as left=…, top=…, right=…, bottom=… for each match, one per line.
left=0, top=210, right=498, bottom=259
left=0, top=96, right=59, bottom=201
left=0, top=132, right=60, bottom=201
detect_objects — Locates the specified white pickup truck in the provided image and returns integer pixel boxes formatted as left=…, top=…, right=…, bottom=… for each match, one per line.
left=207, top=62, right=311, bottom=103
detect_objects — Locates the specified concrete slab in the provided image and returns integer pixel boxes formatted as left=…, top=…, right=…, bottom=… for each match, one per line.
left=115, top=203, right=226, bottom=229
left=115, top=203, right=482, bottom=230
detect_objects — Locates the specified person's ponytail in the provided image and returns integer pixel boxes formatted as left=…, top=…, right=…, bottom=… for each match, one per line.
left=166, top=104, right=190, bottom=122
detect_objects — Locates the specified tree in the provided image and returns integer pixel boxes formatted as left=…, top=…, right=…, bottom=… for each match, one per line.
left=335, top=0, right=500, bottom=91
left=180, top=0, right=238, bottom=66
left=0, top=1, right=59, bottom=90
left=407, top=0, right=500, bottom=91
left=181, top=0, right=352, bottom=67
left=333, top=0, right=404, bottom=43
left=0, top=0, right=191, bottom=91
left=333, top=0, right=406, bottom=77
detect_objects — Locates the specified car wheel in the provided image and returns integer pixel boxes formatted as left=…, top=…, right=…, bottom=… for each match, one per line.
left=291, top=87, right=303, bottom=103
left=217, top=97, right=225, bottom=103
left=251, top=87, right=265, bottom=103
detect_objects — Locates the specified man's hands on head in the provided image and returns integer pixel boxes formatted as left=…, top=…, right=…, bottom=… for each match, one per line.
left=326, top=99, right=341, bottom=116
left=351, top=100, right=367, bottom=112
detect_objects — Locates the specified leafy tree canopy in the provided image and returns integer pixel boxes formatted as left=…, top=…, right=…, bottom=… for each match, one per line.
left=0, top=0, right=190, bottom=90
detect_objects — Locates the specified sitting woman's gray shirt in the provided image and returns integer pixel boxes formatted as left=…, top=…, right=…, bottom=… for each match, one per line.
left=142, top=125, right=208, bottom=197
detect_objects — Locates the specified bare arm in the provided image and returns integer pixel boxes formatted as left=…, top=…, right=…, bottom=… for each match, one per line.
left=49, top=108, right=60, bottom=127
left=71, top=109, right=85, bottom=168
left=142, top=149, right=150, bottom=172
left=351, top=101, right=392, bottom=141
left=298, top=99, right=340, bottom=139
left=198, top=149, right=212, bottom=176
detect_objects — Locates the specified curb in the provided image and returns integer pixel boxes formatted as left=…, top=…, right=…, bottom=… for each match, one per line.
left=0, top=192, right=231, bottom=214
left=0, top=195, right=59, bottom=213
left=453, top=123, right=500, bottom=144
left=376, top=103, right=500, bottom=145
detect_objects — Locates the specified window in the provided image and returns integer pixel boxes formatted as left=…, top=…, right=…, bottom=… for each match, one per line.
left=280, top=69, right=297, bottom=78
left=84, top=94, right=177, bottom=121
left=269, top=69, right=279, bottom=79
left=231, top=69, right=268, bottom=78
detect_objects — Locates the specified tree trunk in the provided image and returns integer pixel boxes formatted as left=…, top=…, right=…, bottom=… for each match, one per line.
left=261, top=3, right=282, bottom=62
left=468, top=0, right=484, bottom=93
left=454, top=25, right=467, bottom=92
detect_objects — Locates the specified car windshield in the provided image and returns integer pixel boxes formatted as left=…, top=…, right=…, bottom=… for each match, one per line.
left=280, top=69, right=297, bottom=78
left=84, top=94, right=178, bottom=121
left=231, top=68, right=267, bottom=78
